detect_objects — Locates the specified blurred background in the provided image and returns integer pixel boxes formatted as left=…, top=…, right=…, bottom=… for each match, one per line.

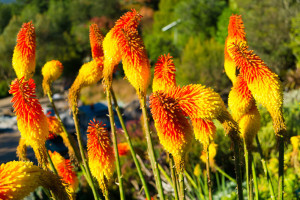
left=0, top=0, right=299, bottom=199
left=0, top=0, right=300, bottom=98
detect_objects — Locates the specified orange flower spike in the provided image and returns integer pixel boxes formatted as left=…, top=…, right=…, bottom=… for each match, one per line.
left=150, top=91, right=193, bottom=172
left=48, top=151, right=78, bottom=195
left=169, top=84, right=226, bottom=120
left=118, top=142, right=130, bottom=156
left=225, top=15, right=247, bottom=83
left=192, top=118, right=216, bottom=149
left=228, top=75, right=255, bottom=121
left=9, top=78, right=49, bottom=167
left=42, top=60, right=63, bottom=95
left=230, top=43, right=285, bottom=135
left=68, top=58, right=103, bottom=112
left=102, top=10, right=141, bottom=86
left=0, top=161, right=70, bottom=200
left=238, top=104, right=260, bottom=149
left=12, top=22, right=36, bottom=81
left=87, top=120, right=115, bottom=195
left=89, top=24, right=104, bottom=59
left=153, top=54, right=176, bottom=92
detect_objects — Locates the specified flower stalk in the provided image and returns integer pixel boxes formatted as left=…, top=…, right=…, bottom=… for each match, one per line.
left=169, top=156, right=179, bottom=200
left=105, top=89, right=125, bottom=200
left=256, top=135, right=275, bottom=200
left=140, top=96, right=165, bottom=200
left=110, top=88, right=151, bottom=200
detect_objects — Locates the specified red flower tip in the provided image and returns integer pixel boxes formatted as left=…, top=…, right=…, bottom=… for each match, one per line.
left=228, top=14, right=246, bottom=41
left=89, top=24, right=104, bottom=59
left=153, top=54, right=176, bottom=92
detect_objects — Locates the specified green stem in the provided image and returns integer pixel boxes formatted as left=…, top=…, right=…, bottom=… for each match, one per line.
left=110, top=89, right=151, bottom=200
left=47, top=92, right=82, bottom=163
left=215, top=166, right=236, bottom=183
left=244, top=140, right=252, bottom=200
left=277, top=136, right=284, bottom=200
left=140, top=96, right=165, bottom=200
left=184, top=170, right=197, bottom=190
left=256, top=135, right=275, bottom=200
left=252, top=160, right=259, bottom=200
left=178, top=172, right=184, bottom=200
left=215, top=171, right=220, bottom=191
left=158, top=163, right=173, bottom=188
left=206, top=148, right=213, bottom=200
left=233, top=141, right=243, bottom=200
left=46, top=150, right=58, bottom=175
left=169, top=157, right=179, bottom=200
left=72, top=109, right=101, bottom=200
left=105, top=89, right=125, bottom=200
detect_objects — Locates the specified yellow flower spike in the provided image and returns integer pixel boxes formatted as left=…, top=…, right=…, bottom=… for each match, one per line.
left=0, top=161, right=70, bottom=200
left=9, top=78, right=49, bottom=167
left=230, top=43, right=286, bottom=136
left=191, top=118, right=216, bottom=149
left=12, top=22, right=36, bottom=81
left=152, top=54, right=177, bottom=92
left=42, top=60, right=63, bottom=95
left=89, top=24, right=104, bottom=59
left=168, top=84, right=225, bottom=120
left=150, top=91, right=193, bottom=172
left=68, top=58, right=103, bottom=112
left=48, top=151, right=78, bottom=197
left=102, top=9, right=141, bottom=87
left=228, top=75, right=255, bottom=121
left=224, top=15, right=247, bottom=84
left=238, top=104, right=261, bottom=149
left=87, top=119, right=115, bottom=196
left=200, top=142, right=218, bottom=169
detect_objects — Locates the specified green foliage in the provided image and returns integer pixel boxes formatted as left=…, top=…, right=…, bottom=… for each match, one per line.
left=176, top=37, right=230, bottom=92
left=215, top=7, right=237, bottom=44
left=290, top=13, right=300, bottom=68
left=235, top=0, right=300, bottom=76
left=0, top=3, right=12, bottom=34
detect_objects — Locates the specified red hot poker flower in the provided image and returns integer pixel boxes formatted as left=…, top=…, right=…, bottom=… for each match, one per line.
left=153, top=54, right=176, bottom=92
left=150, top=91, right=193, bottom=172
left=102, top=9, right=142, bottom=86
left=48, top=151, right=78, bottom=195
left=87, top=120, right=115, bottom=195
left=230, top=43, right=285, bottom=135
left=225, top=15, right=247, bottom=84
left=12, top=22, right=36, bottom=81
left=117, top=143, right=130, bottom=156
left=9, top=78, right=49, bottom=166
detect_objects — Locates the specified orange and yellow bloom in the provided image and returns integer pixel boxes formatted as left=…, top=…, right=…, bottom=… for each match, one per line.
left=9, top=78, right=49, bottom=167
left=230, top=43, right=285, bottom=136
left=103, top=9, right=150, bottom=96
left=12, top=22, right=36, bottom=81
left=48, top=151, right=78, bottom=196
left=152, top=54, right=176, bottom=92
left=0, top=161, right=69, bottom=200
left=225, top=15, right=247, bottom=84
left=87, top=120, right=115, bottom=194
